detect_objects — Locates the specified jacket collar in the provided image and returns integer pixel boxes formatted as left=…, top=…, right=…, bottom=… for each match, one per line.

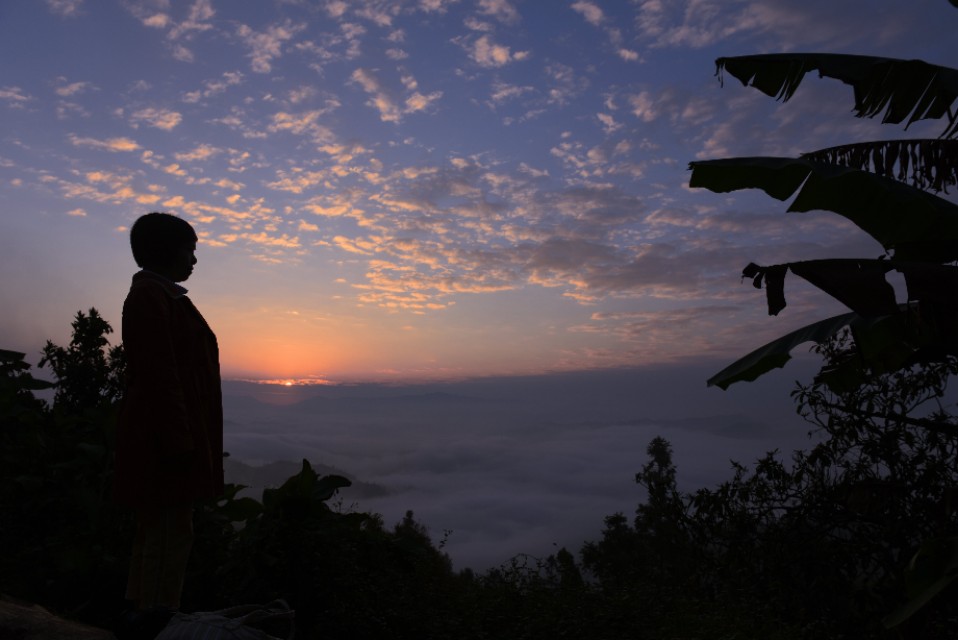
left=133, top=269, right=189, bottom=299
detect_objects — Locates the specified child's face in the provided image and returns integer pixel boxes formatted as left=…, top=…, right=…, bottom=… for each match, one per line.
left=166, top=240, right=197, bottom=282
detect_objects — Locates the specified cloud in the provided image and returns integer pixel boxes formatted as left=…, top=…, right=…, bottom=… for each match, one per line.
left=570, top=1, right=642, bottom=63
left=286, top=85, right=317, bottom=105
left=46, top=0, right=84, bottom=17
left=350, top=68, right=442, bottom=123
left=210, top=107, right=269, bottom=140
left=214, top=178, right=245, bottom=191
left=334, top=235, right=376, bottom=255
left=170, top=45, right=194, bottom=62
left=116, top=1, right=207, bottom=57
left=477, top=0, right=520, bottom=24
left=267, top=168, right=330, bottom=195
left=174, top=144, right=221, bottom=163
left=597, top=112, right=621, bottom=134
left=518, top=163, right=549, bottom=178
left=304, top=195, right=368, bottom=221
left=56, top=101, right=90, bottom=119
left=355, top=4, right=398, bottom=27
left=182, top=71, right=243, bottom=103
left=236, top=21, right=305, bottom=73
left=465, top=35, right=529, bottom=68
left=350, top=69, right=402, bottom=122
left=0, top=86, right=32, bottom=108
left=571, top=1, right=604, bottom=26
left=404, top=90, right=442, bottom=114
left=633, top=0, right=885, bottom=51
left=180, top=200, right=262, bottom=224
left=487, top=80, right=534, bottom=107
left=267, top=109, right=338, bottom=148
left=220, top=368, right=814, bottom=570
left=627, top=91, right=658, bottom=122
left=464, top=16, right=494, bottom=32
left=544, top=63, right=587, bottom=106
left=57, top=170, right=163, bottom=206
left=167, top=0, right=215, bottom=40
left=325, top=1, right=348, bottom=18
left=418, top=0, right=459, bottom=12
left=240, top=232, right=301, bottom=248
left=550, top=140, right=612, bottom=177
left=269, top=110, right=326, bottom=135
left=570, top=305, right=757, bottom=362
left=68, top=134, right=140, bottom=152
left=142, top=13, right=171, bottom=29
left=312, top=162, right=692, bottom=310
left=54, top=78, right=94, bottom=97
left=129, top=107, right=183, bottom=130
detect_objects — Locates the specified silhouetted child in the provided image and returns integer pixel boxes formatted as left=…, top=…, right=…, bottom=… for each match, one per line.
left=114, top=212, right=224, bottom=620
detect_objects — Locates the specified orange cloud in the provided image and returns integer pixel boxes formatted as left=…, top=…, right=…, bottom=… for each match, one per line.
left=69, top=134, right=140, bottom=152
left=129, top=107, right=183, bottom=130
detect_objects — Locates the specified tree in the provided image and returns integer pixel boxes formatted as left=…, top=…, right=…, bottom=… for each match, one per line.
left=39, top=308, right=125, bottom=412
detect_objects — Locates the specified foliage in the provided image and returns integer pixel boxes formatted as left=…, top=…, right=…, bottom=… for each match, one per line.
left=801, top=139, right=958, bottom=194
left=705, top=311, right=859, bottom=389
left=714, top=54, right=958, bottom=137
left=187, top=461, right=468, bottom=639
left=689, top=157, right=958, bottom=260
left=581, top=438, right=808, bottom=639
left=39, top=308, right=125, bottom=412
left=584, top=333, right=958, bottom=638
left=795, top=332, right=958, bottom=630
left=690, top=51, right=958, bottom=390
left=0, top=333, right=130, bottom=625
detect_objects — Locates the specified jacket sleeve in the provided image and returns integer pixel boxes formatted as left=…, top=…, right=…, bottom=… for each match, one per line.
left=122, top=283, right=194, bottom=456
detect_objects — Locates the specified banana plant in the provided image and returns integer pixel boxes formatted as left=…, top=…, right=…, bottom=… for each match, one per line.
left=691, top=54, right=958, bottom=390
left=692, top=47, right=958, bottom=629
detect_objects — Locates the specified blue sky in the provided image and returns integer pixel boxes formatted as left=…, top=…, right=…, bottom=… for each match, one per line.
left=2, top=0, right=957, bottom=384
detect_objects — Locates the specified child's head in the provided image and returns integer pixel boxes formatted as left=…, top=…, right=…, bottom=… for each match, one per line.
left=130, top=212, right=198, bottom=274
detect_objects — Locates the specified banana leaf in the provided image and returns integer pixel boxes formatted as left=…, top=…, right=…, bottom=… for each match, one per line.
left=707, top=312, right=858, bottom=389
left=801, top=139, right=958, bottom=193
left=744, top=258, right=958, bottom=317
left=688, top=157, right=958, bottom=262
left=716, top=54, right=958, bottom=137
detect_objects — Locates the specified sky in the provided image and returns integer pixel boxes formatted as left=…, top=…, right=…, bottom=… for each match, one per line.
left=3, top=0, right=958, bottom=385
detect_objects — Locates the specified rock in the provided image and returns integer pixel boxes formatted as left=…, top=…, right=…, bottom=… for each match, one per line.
left=0, top=598, right=116, bottom=640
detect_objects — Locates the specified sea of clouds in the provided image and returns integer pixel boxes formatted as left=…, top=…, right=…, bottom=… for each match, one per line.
left=221, top=361, right=821, bottom=572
